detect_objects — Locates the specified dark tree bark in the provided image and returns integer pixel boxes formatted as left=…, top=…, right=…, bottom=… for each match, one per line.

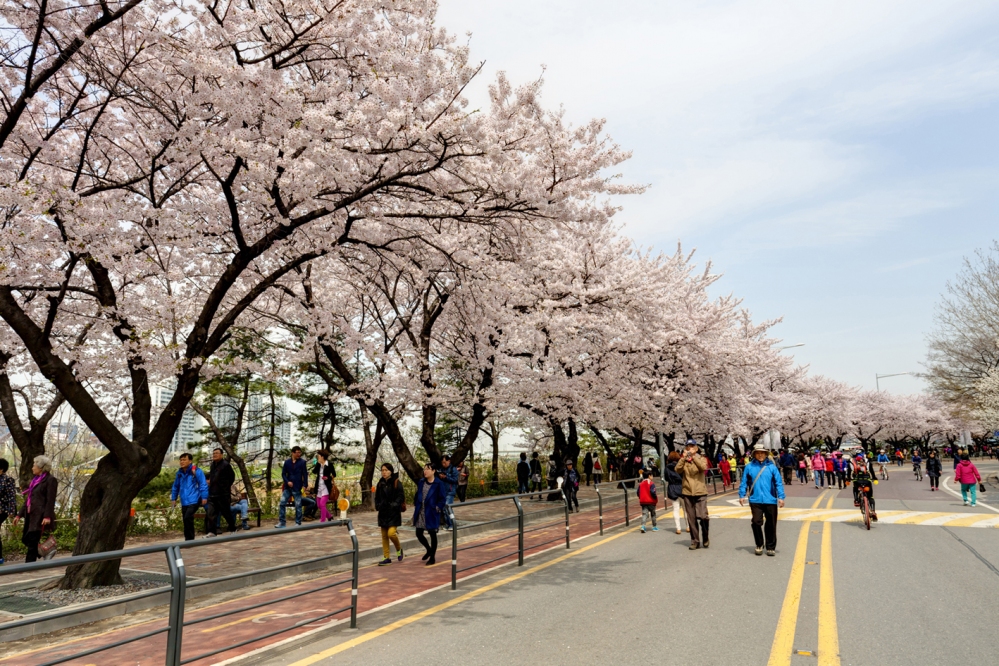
left=358, top=402, right=383, bottom=510
left=0, top=359, right=64, bottom=488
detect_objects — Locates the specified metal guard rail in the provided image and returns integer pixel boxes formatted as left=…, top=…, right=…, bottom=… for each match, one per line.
left=0, top=519, right=360, bottom=666
left=447, top=488, right=569, bottom=590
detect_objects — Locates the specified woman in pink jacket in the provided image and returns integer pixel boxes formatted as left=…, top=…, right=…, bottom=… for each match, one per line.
left=811, top=452, right=826, bottom=488
left=954, top=454, right=982, bottom=507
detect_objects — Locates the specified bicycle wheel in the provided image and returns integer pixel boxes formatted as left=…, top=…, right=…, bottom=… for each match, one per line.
left=862, top=496, right=871, bottom=530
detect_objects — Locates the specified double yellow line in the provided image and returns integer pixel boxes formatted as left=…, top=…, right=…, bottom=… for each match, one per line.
left=768, top=492, right=840, bottom=666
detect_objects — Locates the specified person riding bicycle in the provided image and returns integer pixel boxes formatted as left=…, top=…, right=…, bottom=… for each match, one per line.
left=912, top=452, right=922, bottom=476
left=852, top=455, right=878, bottom=522
left=876, top=449, right=890, bottom=479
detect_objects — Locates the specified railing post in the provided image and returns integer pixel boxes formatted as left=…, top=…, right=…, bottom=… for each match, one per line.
left=165, top=545, right=186, bottom=666
left=596, top=486, right=603, bottom=535
left=623, top=482, right=630, bottom=526
left=450, top=506, right=458, bottom=590
left=513, top=496, right=524, bottom=566
left=712, top=474, right=718, bottom=494
left=347, top=520, right=359, bottom=629
left=561, top=489, right=570, bottom=548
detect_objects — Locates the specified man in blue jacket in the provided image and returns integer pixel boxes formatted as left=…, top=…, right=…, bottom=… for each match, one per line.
left=739, top=444, right=786, bottom=557
left=171, top=453, right=208, bottom=541
left=277, top=446, right=308, bottom=528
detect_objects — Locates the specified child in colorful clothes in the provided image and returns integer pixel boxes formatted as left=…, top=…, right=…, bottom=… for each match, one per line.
left=638, top=471, right=659, bottom=533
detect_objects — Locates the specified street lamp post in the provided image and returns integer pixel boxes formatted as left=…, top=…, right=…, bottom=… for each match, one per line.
left=876, top=372, right=911, bottom=392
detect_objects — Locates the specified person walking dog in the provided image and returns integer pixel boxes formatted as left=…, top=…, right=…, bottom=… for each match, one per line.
left=739, top=444, right=786, bottom=556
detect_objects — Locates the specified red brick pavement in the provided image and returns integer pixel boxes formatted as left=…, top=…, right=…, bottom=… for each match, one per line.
left=2, top=490, right=650, bottom=666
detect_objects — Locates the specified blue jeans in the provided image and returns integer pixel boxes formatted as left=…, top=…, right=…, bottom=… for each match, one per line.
left=814, top=470, right=824, bottom=487
left=518, top=481, right=529, bottom=494
left=279, top=488, right=303, bottom=526
left=442, top=490, right=456, bottom=527
left=231, top=499, right=249, bottom=520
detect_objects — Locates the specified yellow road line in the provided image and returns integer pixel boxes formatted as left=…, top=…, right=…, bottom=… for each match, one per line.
left=287, top=528, right=637, bottom=665
left=767, top=492, right=826, bottom=666
left=202, top=611, right=274, bottom=633
left=818, top=521, right=839, bottom=665
left=818, top=494, right=840, bottom=666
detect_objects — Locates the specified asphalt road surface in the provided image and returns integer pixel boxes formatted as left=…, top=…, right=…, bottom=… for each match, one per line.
left=257, top=459, right=999, bottom=666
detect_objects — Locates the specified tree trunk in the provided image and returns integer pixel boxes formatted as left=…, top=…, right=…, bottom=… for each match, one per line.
left=59, top=453, right=160, bottom=589
left=550, top=419, right=567, bottom=462
left=490, top=421, right=500, bottom=490
left=358, top=402, right=382, bottom=510
left=15, top=428, right=47, bottom=490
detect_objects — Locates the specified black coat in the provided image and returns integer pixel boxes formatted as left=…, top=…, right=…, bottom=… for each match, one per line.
left=926, top=456, right=942, bottom=477
left=18, top=474, right=57, bottom=533
left=375, top=474, right=405, bottom=528
left=517, top=460, right=530, bottom=483
left=208, top=459, right=235, bottom=499
left=313, top=461, right=335, bottom=496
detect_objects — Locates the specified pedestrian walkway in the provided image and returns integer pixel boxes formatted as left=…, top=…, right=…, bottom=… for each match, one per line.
left=0, top=488, right=646, bottom=665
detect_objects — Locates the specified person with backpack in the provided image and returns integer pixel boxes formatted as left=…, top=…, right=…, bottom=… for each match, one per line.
left=170, top=453, right=208, bottom=541
left=638, top=470, right=659, bottom=533
left=517, top=452, right=531, bottom=495
left=665, top=451, right=685, bottom=534
left=592, top=456, right=603, bottom=486
left=375, top=463, right=405, bottom=565
left=739, top=443, right=786, bottom=556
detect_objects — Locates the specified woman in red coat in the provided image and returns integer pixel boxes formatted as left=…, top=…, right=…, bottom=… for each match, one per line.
left=719, top=457, right=732, bottom=488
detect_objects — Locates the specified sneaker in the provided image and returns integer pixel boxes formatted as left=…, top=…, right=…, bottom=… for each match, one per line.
left=242, top=522, right=251, bottom=531
left=641, top=527, right=646, bottom=533
left=755, top=546, right=763, bottom=556
left=204, top=533, right=217, bottom=539
left=652, top=527, right=659, bottom=532
left=971, top=503, right=977, bottom=507
left=398, top=549, right=404, bottom=562
left=703, top=539, right=710, bottom=548
left=766, top=550, right=775, bottom=557
left=274, top=524, right=286, bottom=529
left=964, top=500, right=970, bottom=505
left=675, top=529, right=682, bottom=534
left=378, top=558, right=392, bottom=566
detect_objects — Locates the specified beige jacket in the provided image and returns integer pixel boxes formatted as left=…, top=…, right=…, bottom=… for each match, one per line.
left=674, top=453, right=708, bottom=496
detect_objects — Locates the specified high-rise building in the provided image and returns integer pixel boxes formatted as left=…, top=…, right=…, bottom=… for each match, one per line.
left=155, top=385, right=202, bottom=454
left=244, top=394, right=293, bottom=453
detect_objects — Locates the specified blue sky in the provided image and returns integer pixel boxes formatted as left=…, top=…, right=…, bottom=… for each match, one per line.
left=437, top=0, right=999, bottom=395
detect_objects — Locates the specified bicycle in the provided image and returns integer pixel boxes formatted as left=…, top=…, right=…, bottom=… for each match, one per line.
left=878, top=463, right=889, bottom=480
left=913, top=464, right=922, bottom=481
left=861, top=494, right=872, bottom=530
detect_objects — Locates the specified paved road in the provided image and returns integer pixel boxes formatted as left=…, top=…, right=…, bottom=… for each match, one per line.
left=261, top=461, right=999, bottom=666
